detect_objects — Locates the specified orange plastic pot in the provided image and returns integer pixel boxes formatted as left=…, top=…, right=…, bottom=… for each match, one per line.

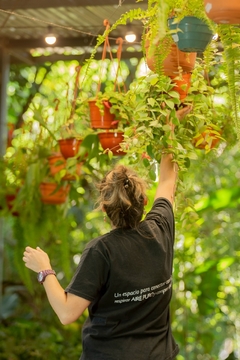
left=58, top=138, right=82, bottom=159
left=88, top=100, right=118, bottom=129
left=48, top=153, right=82, bottom=181
left=40, top=183, right=70, bottom=204
left=170, top=73, right=191, bottom=101
left=98, top=132, right=126, bottom=156
left=146, top=41, right=196, bottom=76
left=204, top=0, right=240, bottom=24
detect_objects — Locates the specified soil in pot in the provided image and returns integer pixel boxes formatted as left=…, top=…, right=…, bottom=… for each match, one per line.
left=98, top=132, right=126, bottom=156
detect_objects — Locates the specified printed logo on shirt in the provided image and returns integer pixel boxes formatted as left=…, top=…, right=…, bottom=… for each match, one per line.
left=113, top=277, right=172, bottom=304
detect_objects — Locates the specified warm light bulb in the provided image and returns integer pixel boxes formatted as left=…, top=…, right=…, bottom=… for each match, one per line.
left=125, top=32, right=136, bottom=43
left=45, top=34, right=56, bottom=45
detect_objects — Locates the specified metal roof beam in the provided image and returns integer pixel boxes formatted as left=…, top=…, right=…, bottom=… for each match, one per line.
left=4, top=36, right=142, bottom=50
left=0, top=0, right=140, bottom=10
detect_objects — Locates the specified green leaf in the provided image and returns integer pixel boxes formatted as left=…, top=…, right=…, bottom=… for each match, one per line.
left=168, top=90, right=180, bottom=98
left=164, top=99, right=175, bottom=109
left=143, top=158, right=150, bottom=167
left=146, top=144, right=154, bottom=158
left=184, top=157, right=191, bottom=168
left=149, top=169, right=156, bottom=181
left=147, top=97, right=156, bottom=107
left=107, top=150, right=113, bottom=160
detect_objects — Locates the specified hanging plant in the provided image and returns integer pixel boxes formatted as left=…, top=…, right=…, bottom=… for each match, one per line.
left=218, top=24, right=240, bottom=141
left=169, top=72, right=192, bottom=101
left=204, top=0, right=240, bottom=25
left=87, top=21, right=133, bottom=132
left=168, top=16, right=213, bottom=53
left=48, top=153, right=82, bottom=181
left=39, top=182, right=70, bottom=205
left=98, top=131, right=126, bottom=157
left=192, top=125, right=222, bottom=151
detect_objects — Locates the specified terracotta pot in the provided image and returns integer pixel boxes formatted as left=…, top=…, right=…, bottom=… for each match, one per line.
left=168, top=17, right=213, bottom=53
left=88, top=99, right=118, bottom=129
left=40, top=183, right=70, bottom=204
left=6, top=193, right=19, bottom=216
left=192, top=127, right=221, bottom=149
left=58, top=138, right=82, bottom=159
left=48, top=153, right=82, bottom=181
left=170, top=73, right=191, bottom=101
left=204, top=0, right=240, bottom=24
left=98, top=132, right=126, bottom=156
left=146, top=41, right=196, bottom=76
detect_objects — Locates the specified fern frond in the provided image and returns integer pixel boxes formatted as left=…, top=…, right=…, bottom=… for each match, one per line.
left=219, top=25, right=240, bottom=141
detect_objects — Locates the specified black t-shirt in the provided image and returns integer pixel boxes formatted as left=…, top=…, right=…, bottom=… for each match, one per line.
left=65, top=197, right=179, bottom=360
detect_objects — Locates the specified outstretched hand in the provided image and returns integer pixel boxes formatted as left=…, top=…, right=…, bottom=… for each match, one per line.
left=176, top=105, right=192, bottom=121
left=23, top=246, right=52, bottom=273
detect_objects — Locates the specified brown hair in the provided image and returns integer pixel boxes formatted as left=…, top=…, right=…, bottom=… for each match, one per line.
left=97, top=165, right=147, bottom=229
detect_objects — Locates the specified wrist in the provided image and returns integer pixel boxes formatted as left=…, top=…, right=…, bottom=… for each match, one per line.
left=37, top=269, right=56, bottom=284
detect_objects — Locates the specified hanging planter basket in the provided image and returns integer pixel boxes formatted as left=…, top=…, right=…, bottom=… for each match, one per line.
left=88, top=100, right=118, bottom=130
left=192, top=126, right=222, bottom=150
left=58, top=138, right=82, bottom=159
left=98, top=131, right=126, bottom=156
left=168, top=16, right=213, bottom=53
left=170, top=73, right=192, bottom=101
left=5, top=193, right=19, bottom=216
left=48, top=153, right=82, bottom=181
left=146, top=40, right=196, bottom=76
left=204, top=0, right=240, bottom=24
left=88, top=21, right=126, bottom=130
left=40, top=182, right=70, bottom=205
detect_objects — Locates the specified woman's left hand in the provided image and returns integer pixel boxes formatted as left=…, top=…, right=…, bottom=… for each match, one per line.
left=23, top=246, right=52, bottom=273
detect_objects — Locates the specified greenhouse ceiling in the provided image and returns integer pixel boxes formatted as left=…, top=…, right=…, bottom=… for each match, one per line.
left=0, top=0, right=147, bottom=65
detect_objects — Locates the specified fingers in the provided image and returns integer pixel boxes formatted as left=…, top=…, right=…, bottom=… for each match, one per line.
left=23, top=246, right=43, bottom=265
left=176, top=105, right=193, bottom=120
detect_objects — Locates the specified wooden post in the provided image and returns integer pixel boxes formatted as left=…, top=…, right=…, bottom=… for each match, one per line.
left=0, top=45, right=10, bottom=318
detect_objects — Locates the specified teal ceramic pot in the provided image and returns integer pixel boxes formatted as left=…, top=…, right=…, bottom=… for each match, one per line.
left=168, top=16, right=213, bottom=52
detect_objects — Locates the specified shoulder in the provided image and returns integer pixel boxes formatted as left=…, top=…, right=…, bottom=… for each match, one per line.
left=146, top=197, right=173, bottom=219
left=83, top=232, right=114, bottom=258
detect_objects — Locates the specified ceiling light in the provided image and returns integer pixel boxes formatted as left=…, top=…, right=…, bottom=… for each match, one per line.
left=125, top=31, right=137, bottom=43
left=45, top=26, right=57, bottom=45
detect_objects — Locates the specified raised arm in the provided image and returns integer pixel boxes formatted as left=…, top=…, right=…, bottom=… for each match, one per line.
left=154, top=106, right=192, bottom=204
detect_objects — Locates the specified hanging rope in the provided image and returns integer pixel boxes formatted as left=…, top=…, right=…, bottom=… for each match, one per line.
left=114, top=37, right=126, bottom=92
left=97, top=19, right=114, bottom=93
